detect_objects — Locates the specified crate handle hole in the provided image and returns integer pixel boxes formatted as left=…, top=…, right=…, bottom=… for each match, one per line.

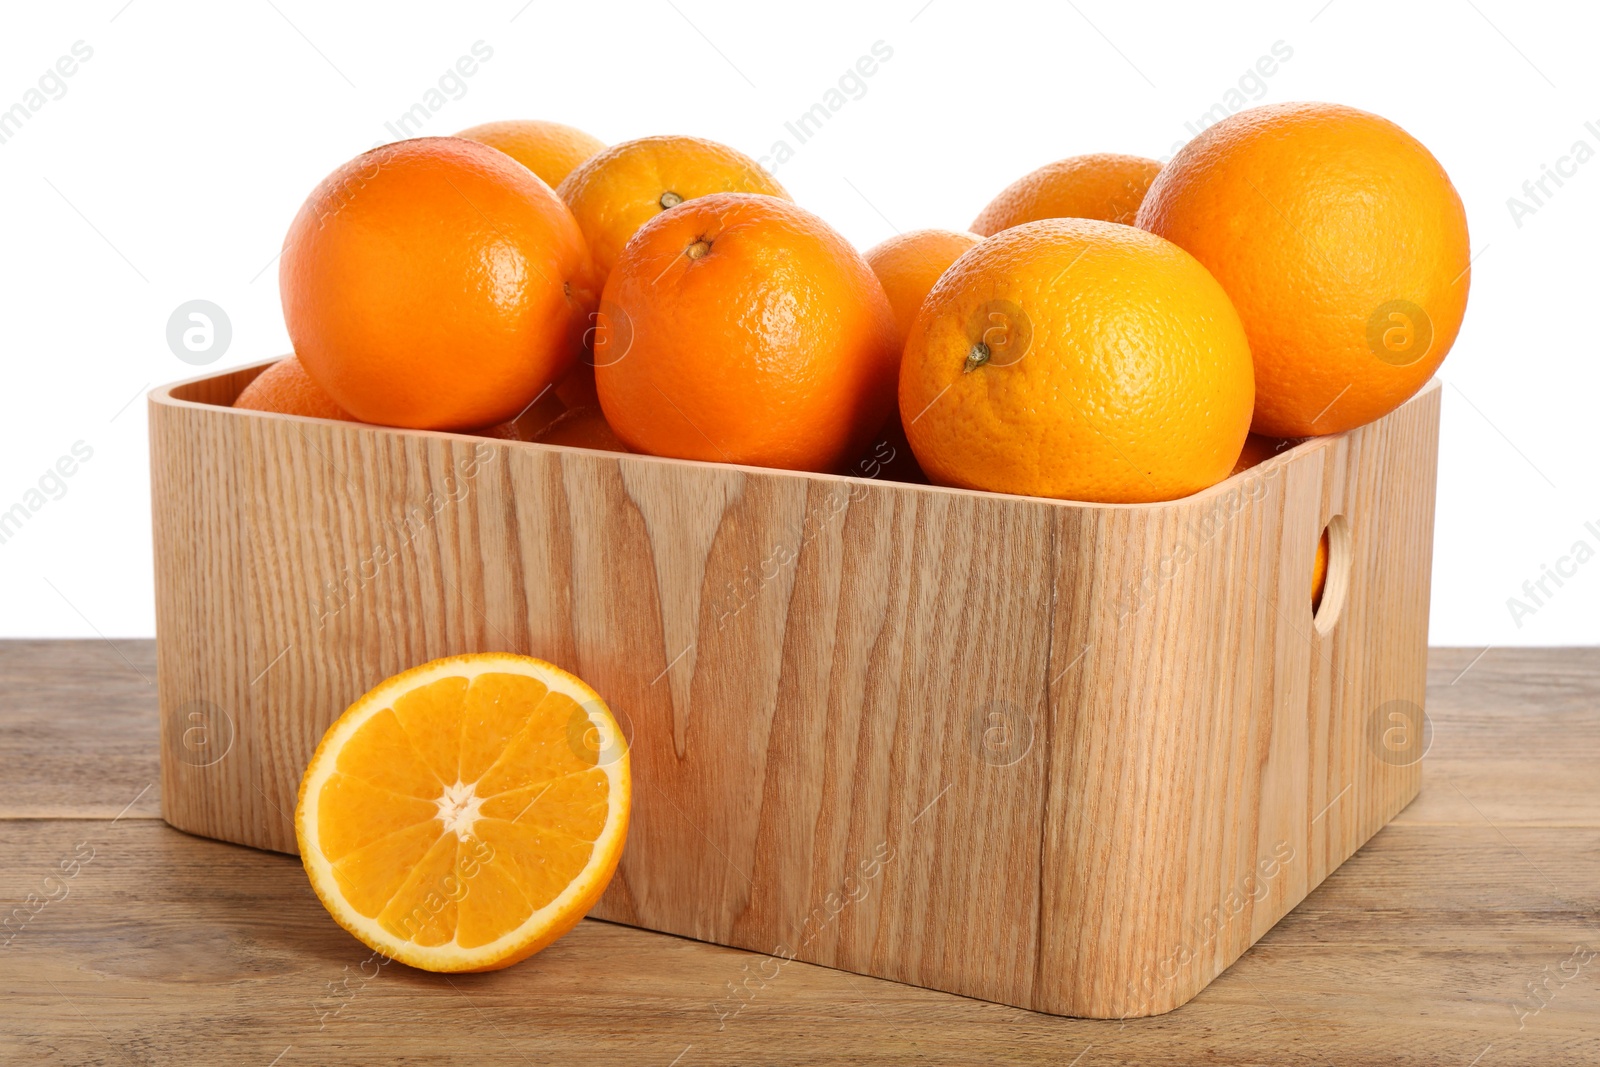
left=1312, top=514, right=1351, bottom=633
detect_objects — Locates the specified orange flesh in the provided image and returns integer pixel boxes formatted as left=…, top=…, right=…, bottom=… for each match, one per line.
left=314, top=672, right=614, bottom=950
left=1312, top=529, right=1330, bottom=612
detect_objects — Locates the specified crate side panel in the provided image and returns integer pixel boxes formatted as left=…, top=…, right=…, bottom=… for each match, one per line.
left=578, top=457, right=784, bottom=936
left=839, top=484, right=1055, bottom=1006
left=1033, top=385, right=1440, bottom=1018
left=1035, top=459, right=1302, bottom=1017
left=151, top=400, right=262, bottom=845
left=237, top=422, right=527, bottom=851
left=589, top=474, right=1058, bottom=1010
left=1306, top=385, right=1438, bottom=884
left=1181, top=455, right=1314, bottom=1009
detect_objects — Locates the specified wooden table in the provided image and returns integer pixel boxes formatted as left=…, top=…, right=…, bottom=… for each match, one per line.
left=3, top=642, right=1596, bottom=1065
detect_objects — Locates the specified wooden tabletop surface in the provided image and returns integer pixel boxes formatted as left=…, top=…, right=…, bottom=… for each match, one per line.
left=2, top=641, right=1597, bottom=1066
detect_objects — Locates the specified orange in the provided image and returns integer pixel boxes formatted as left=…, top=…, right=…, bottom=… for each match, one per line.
left=472, top=387, right=567, bottom=443
left=899, top=218, right=1254, bottom=503
left=971, top=154, right=1162, bottom=236
left=295, top=653, right=629, bottom=972
left=1230, top=433, right=1295, bottom=475
left=596, top=193, right=898, bottom=473
left=1312, top=529, right=1330, bottom=611
left=861, top=229, right=979, bottom=488
left=281, top=137, right=598, bottom=431
left=864, top=229, right=982, bottom=350
left=535, top=406, right=630, bottom=452
left=554, top=361, right=601, bottom=409
left=557, top=136, right=790, bottom=287
left=455, top=120, right=606, bottom=189
left=853, top=415, right=928, bottom=485
left=234, top=356, right=357, bottom=422
left=1136, top=102, right=1470, bottom=437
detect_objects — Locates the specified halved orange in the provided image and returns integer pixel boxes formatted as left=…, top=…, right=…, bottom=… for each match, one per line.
left=295, top=653, right=630, bottom=971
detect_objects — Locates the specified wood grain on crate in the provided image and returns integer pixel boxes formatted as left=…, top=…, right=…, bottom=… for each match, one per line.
left=150, top=364, right=1438, bottom=1017
left=3, top=643, right=1597, bottom=1066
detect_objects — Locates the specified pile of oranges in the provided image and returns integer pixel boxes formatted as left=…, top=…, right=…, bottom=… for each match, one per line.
left=243, top=103, right=1470, bottom=507
left=269, top=105, right=1470, bottom=973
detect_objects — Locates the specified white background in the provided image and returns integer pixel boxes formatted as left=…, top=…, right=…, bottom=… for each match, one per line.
left=0, top=0, right=1594, bottom=644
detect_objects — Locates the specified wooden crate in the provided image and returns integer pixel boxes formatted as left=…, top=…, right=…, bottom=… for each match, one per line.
left=150, top=361, right=1438, bottom=1018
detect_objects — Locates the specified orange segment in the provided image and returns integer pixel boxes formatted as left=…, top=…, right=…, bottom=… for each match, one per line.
left=478, top=766, right=613, bottom=840
left=315, top=773, right=438, bottom=862
left=333, top=708, right=441, bottom=797
left=476, top=689, right=596, bottom=796
left=296, top=653, right=630, bottom=972
left=377, top=833, right=463, bottom=947
left=330, top=820, right=444, bottom=919
left=390, top=675, right=469, bottom=783
left=476, top=819, right=598, bottom=914
left=455, top=850, right=536, bottom=950
left=458, top=672, right=550, bottom=783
